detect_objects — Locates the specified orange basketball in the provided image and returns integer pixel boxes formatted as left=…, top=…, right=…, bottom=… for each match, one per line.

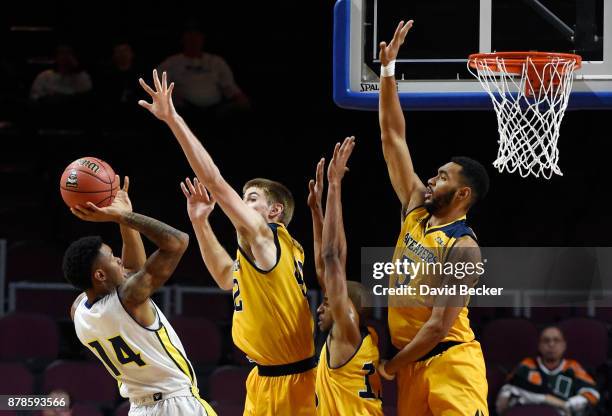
left=60, top=157, right=119, bottom=208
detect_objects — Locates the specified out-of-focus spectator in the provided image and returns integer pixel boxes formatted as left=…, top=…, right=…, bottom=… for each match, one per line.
left=496, top=326, right=600, bottom=416
left=99, top=41, right=142, bottom=105
left=157, top=22, right=249, bottom=118
left=29, top=44, right=93, bottom=128
left=97, top=41, right=146, bottom=127
left=30, top=45, right=92, bottom=102
left=42, top=389, right=71, bottom=416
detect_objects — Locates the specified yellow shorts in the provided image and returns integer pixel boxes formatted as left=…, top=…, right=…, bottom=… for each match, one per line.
left=243, top=367, right=316, bottom=416
left=396, top=341, right=489, bottom=416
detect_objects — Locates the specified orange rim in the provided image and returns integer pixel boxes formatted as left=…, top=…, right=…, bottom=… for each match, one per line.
left=468, top=51, right=582, bottom=74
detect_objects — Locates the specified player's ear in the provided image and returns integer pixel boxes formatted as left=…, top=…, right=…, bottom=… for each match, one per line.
left=269, top=202, right=284, bottom=220
left=93, top=268, right=106, bottom=282
left=456, top=186, right=472, bottom=203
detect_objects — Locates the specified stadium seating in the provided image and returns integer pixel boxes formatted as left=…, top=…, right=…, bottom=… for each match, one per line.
left=178, top=292, right=233, bottom=322
left=208, top=365, right=250, bottom=406
left=6, top=240, right=64, bottom=283
left=212, top=403, right=244, bottom=416
left=486, top=364, right=508, bottom=411
left=504, top=404, right=560, bottom=415
left=481, top=319, right=538, bottom=369
left=71, top=403, right=104, bottom=416
left=114, top=400, right=130, bottom=416
left=0, top=313, right=59, bottom=363
left=526, top=307, right=572, bottom=324
left=42, top=360, right=117, bottom=405
left=0, top=363, right=33, bottom=395
left=558, top=318, right=608, bottom=369
left=169, top=316, right=222, bottom=368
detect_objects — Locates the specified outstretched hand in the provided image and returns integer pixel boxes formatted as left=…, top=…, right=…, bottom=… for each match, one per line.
left=181, top=177, right=216, bottom=223
left=138, top=69, right=177, bottom=122
left=327, top=136, right=355, bottom=184
left=379, top=20, right=414, bottom=65
left=307, top=158, right=325, bottom=214
left=71, top=175, right=131, bottom=223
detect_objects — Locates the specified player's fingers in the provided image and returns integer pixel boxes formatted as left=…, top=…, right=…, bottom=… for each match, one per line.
left=400, top=20, right=414, bottom=39
left=122, top=176, right=130, bottom=192
left=85, top=202, right=103, bottom=213
left=71, top=205, right=89, bottom=216
left=153, top=69, right=162, bottom=92
left=138, top=100, right=152, bottom=110
left=185, top=177, right=197, bottom=195
left=70, top=207, right=87, bottom=220
left=180, top=181, right=191, bottom=198
left=394, top=20, right=404, bottom=38
left=316, top=158, right=325, bottom=180
left=162, top=71, right=167, bottom=91
left=343, top=138, right=356, bottom=160
left=332, top=142, right=341, bottom=162
left=195, top=178, right=209, bottom=201
left=308, top=179, right=315, bottom=193
left=138, top=78, right=156, bottom=97
left=194, top=177, right=206, bottom=194
left=204, top=187, right=215, bottom=204
left=168, top=82, right=175, bottom=96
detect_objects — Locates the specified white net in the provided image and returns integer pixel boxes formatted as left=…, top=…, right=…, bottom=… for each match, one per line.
left=468, top=54, right=580, bottom=179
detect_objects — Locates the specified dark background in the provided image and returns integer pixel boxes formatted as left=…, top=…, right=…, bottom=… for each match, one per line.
left=1, top=1, right=611, bottom=289
left=0, top=1, right=611, bottom=415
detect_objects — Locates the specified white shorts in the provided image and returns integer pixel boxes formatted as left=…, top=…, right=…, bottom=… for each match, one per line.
left=129, top=396, right=213, bottom=416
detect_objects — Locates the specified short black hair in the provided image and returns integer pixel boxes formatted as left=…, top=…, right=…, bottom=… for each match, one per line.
left=62, top=236, right=103, bottom=291
left=451, top=156, right=490, bottom=207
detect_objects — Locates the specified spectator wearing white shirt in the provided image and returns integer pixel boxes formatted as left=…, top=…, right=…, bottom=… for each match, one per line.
left=30, top=45, right=92, bottom=102
left=157, top=24, right=249, bottom=115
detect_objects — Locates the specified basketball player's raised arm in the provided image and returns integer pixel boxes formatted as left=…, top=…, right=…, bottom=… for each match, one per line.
left=138, top=70, right=276, bottom=269
left=379, top=20, right=426, bottom=214
left=322, top=137, right=361, bottom=344
left=380, top=237, right=481, bottom=377
left=307, top=158, right=326, bottom=291
left=116, top=177, right=146, bottom=273
left=71, top=198, right=189, bottom=306
left=181, top=177, right=234, bottom=291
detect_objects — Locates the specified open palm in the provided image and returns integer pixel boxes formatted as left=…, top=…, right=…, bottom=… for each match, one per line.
left=138, top=69, right=177, bottom=122
left=181, top=177, right=216, bottom=222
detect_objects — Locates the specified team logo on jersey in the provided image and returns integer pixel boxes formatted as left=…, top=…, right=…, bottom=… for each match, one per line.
left=233, top=259, right=241, bottom=272
left=65, top=169, right=78, bottom=188
left=435, top=237, right=445, bottom=246
left=153, top=393, right=162, bottom=401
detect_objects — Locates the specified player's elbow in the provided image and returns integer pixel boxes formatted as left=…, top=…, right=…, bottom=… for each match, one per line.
left=167, top=231, right=189, bottom=254
left=176, top=231, right=190, bottom=252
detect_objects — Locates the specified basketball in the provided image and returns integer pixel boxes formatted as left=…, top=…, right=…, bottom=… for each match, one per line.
left=59, top=157, right=119, bottom=208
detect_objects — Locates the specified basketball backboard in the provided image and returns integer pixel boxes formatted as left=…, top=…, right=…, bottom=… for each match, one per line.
left=333, top=0, right=612, bottom=110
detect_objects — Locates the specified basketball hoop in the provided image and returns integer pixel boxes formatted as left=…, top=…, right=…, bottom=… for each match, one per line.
left=468, top=52, right=582, bottom=179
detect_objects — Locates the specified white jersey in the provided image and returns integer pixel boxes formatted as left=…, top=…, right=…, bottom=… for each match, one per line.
left=74, top=288, right=199, bottom=400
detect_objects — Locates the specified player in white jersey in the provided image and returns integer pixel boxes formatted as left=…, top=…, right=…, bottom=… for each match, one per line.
left=64, top=176, right=216, bottom=416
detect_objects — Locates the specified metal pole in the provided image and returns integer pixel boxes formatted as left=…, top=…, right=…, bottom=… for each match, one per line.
left=522, top=0, right=574, bottom=42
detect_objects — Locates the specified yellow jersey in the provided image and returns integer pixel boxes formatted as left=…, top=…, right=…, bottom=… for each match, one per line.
left=389, top=206, right=476, bottom=349
left=315, top=327, right=383, bottom=416
left=232, top=223, right=315, bottom=366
